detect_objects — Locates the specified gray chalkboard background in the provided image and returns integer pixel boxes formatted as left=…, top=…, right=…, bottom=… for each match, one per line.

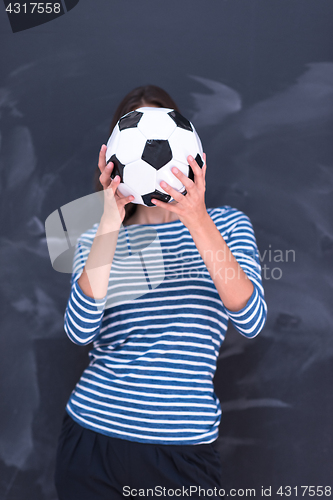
left=0, top=1, right=332, bottom=498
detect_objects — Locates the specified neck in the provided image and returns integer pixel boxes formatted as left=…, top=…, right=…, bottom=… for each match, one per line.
left=131, top=201, right=179, bottom=225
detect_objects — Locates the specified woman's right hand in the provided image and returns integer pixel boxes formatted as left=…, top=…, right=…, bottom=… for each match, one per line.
left=98, top=144, right=134, bottom=227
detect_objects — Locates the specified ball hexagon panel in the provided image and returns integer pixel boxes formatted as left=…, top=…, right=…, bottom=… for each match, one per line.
left=168, top=127, right=202, bottom=165
left=155, top=159, right=189, bottom=193
left=118, top=110, right=143, bottom=131
left=136, top=106, right=173, bottom=116
left=141, top=140, right=173, bottom=170
left=193, top=133, right=205, bottom=162
left=115, top=128, right=147, bottom=165
left=123, top=160, right=156, bottom=194
left=137, top=109, right=177, bottom=140
left=117, top=182, right=142, bottom=205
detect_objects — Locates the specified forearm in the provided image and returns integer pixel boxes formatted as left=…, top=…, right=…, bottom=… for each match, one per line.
left=188, top=213, right=254, bottom=312
left=77, top=215, right=121, bottom=300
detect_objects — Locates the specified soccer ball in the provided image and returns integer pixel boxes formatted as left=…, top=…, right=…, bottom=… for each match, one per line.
left=105, top=107, right=204, bottom=207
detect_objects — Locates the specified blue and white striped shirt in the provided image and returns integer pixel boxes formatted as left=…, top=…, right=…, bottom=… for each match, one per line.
left=64, top=205, right=267, bottom=445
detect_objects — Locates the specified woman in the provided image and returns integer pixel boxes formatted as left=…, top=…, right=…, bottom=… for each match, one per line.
left=54, top=85, right=267, bottom=499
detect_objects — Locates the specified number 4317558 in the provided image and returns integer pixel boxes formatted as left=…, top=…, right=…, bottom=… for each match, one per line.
left=6, top=3, right=61, bottom=14
left=277, top=486, right=331, bottom=496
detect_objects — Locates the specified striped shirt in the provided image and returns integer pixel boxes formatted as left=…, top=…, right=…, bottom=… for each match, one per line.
left=64, top=205, right=267, bottom=445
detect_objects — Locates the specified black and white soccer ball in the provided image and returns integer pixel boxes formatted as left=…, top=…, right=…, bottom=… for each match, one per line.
left=105, top=107, right=204, bottom=207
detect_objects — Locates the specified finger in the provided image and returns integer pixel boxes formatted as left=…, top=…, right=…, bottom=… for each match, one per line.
left=158, top=180, right=184, bottom=203
left=115, top=190, right=134, bottom=203
left=170, top=166, right=193, bottom=191
left=114, top=183, right=132, bottom=200
left=107, top=173, right=122, bottom=193
left=202, top=153, right=207, bottom=178
left=100, top=161, right=115, bottom=188
left=102, top=171, right=119, bottom=192
left=98, top=144, right=108, bottom=174
left=123, top=194, right=135, bottom=205
left=188, top=155, right=204, bottom=186
left=151, top=197, right=178, bottom=212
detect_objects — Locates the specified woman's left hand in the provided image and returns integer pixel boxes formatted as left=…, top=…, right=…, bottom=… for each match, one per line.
left=151, top=153, right=208, bottom=230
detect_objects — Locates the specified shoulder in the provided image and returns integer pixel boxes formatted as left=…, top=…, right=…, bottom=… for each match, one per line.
left=207, top=205, right=253, bottom=231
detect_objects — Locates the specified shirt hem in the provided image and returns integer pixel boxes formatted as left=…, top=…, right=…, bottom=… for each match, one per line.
left=66, top=405, right=220, bottom=447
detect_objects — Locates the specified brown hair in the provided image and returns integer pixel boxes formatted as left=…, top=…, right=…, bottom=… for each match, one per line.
left=93, top=85, right=180, bottom=226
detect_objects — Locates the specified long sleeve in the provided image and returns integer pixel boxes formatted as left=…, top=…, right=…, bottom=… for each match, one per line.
left=63, top=232, right=107, bottom=346
left=220, top=207, right=268, bottom=338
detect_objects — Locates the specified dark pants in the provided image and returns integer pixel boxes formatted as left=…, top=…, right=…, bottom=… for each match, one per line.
left=54, top=412, right=223, bottom=499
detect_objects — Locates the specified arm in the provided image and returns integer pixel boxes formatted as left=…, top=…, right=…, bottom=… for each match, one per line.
left=150, top=154, right=267, bottom=339
left=77, top=216, right=121, bottom=300
left=188, top=208, right=267, bottom=338
left=63, top=217, right=121, bottom=346
left=64, top=145, right=134, bottom=346
left=188, top=210, right=254, bottom=311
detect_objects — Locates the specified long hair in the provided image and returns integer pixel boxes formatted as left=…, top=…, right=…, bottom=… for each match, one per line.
left=93, top=85, right=180, bottom=226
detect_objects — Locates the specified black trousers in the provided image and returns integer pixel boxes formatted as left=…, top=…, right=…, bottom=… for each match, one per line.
left=54, top=412, right=223, bottom=499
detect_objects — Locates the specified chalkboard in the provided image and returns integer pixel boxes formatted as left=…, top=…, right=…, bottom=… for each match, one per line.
left=0, top=1, right=332, bottom=498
